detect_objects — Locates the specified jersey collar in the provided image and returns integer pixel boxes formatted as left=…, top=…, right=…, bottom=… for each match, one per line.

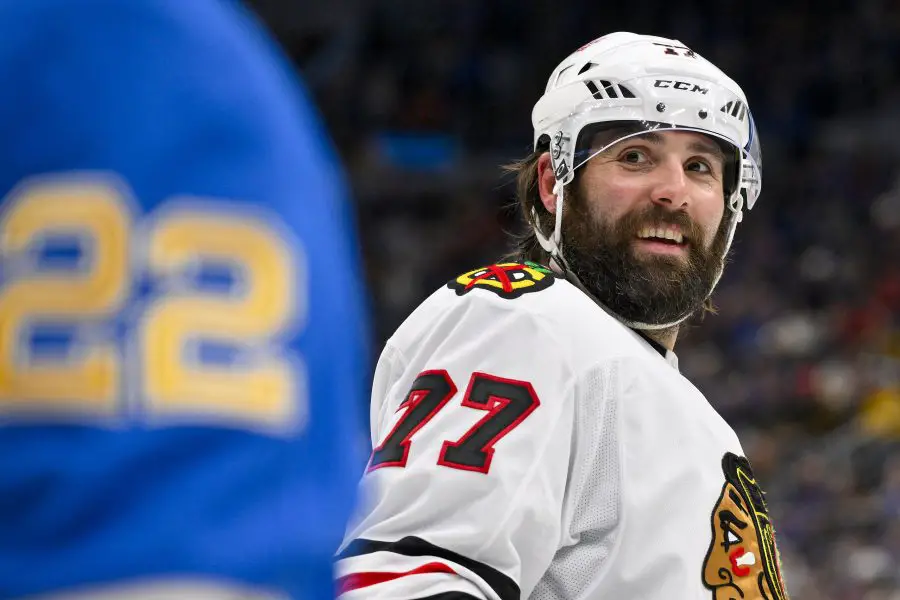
left=554, top=264, right=683, bottom=370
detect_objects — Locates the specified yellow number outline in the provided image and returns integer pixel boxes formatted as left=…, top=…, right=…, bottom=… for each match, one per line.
left=0, top=176, right=131, bottom=415
left=139, top=200, right=306, bottom=431
left=0, top=177, right=306, bottom=433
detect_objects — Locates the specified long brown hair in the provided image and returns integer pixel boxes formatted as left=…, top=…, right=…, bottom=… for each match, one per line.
left=502, top=148, right=554, bottom=265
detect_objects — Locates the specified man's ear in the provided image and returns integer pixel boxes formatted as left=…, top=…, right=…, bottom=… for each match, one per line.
left=536, top=152, right=559, bottom=214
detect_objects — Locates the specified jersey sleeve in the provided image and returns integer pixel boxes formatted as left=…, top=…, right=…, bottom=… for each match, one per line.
left=336, top=293, right=577, bottom=600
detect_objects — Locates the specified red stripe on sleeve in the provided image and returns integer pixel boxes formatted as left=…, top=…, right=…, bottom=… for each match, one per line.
left=337, top=561, right=458, bottom=593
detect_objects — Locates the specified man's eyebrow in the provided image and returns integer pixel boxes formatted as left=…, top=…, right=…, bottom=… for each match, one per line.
left=611, top=131, right=726, bottom=162
left=628, top=131, right=665, bottom=146
left=688, top=137, right=727, bottom=161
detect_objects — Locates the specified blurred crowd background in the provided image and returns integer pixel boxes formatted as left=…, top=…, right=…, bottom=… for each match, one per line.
left=249, top=1, right=900, bottom=597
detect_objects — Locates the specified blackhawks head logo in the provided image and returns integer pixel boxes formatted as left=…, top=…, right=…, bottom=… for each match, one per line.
left=448, top=262, right=555, bottom=299
left=703, top=453, right=790, bottom=600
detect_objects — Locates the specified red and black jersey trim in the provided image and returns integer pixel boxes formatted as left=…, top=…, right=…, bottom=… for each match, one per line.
left=337, top=536, right=520, bottom=600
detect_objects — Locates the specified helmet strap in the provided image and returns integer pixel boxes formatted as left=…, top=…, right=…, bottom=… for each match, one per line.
left=531, top=180, right=571, bottom=272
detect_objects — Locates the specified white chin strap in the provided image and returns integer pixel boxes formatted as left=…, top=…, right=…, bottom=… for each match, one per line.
left=530, top=182, right=745, bottom=331
left=532, top=180, right=564, bottom=252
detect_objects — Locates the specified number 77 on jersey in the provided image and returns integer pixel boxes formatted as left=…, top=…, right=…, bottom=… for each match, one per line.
left=368, top=370, right=540, bottom=475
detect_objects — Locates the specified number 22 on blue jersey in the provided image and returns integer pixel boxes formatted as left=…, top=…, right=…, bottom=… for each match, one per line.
left=0, top=173, right=305, bottom=433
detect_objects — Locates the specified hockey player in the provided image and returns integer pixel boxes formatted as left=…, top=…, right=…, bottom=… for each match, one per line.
left=336, top=33, right=789, bottom=599
left=0, top=1, right=368, bottom=598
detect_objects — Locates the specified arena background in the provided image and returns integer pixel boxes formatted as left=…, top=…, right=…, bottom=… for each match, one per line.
left=247, top=1, right=900, bottom=597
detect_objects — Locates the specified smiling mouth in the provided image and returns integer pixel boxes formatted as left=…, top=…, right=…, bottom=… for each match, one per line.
left=634, top=234, right=690, bottom=255
left=636, top=225, right=689, bottom=246
left=635, top=237, right=688, bottom=248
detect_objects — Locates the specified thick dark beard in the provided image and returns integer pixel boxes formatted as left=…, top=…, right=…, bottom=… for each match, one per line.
left=560, top=182, right=731, bottom=326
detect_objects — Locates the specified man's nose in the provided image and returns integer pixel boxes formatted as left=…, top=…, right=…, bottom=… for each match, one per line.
left=649, top=157, right=689, bottom=209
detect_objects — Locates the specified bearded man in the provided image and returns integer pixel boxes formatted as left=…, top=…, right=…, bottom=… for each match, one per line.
left=336, top=32, right=789, bottom=600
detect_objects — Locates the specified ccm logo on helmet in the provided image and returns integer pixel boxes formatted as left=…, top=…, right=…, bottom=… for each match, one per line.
left=654, top=79, right=709, bottom=94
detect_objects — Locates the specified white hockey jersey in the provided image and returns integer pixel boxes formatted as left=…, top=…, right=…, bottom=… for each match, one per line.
left=337, top=262, right=790, bottom=600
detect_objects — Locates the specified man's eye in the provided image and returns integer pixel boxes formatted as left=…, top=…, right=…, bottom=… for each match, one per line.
left=621, top=149, right=648, bottom=164
left=687, top=159, right=713, bottom=174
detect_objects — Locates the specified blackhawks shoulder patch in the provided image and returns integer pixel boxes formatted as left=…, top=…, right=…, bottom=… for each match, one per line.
left=448, top=262, right=556, bottom=299
left=703, top=452, right=790, bottom=600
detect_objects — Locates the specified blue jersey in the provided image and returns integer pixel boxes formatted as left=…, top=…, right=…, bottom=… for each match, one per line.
left=0, top=1, right=369, bottom=598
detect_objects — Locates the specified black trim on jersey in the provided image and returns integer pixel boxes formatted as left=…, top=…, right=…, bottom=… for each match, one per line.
left=338, top=536, right=520, bottom=600
left=413, top=594, right=484, bottom=600
left=633, top=329, right=667, bottom=358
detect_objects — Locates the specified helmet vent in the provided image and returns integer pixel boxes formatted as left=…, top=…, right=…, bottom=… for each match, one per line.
left=555, top=65, right=574, bottom=86
left=583, top=80, right=636, bottom=100
left=601, top=80, right=618, bottom=98
left=721, top=100, right=747, bottom=121
left=577, top=61, right=598, bottom=75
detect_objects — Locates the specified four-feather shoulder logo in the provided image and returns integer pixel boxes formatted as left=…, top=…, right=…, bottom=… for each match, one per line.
left=448, top=262, right=556, bottom=299
left=703, top=452, right=790, bottom=600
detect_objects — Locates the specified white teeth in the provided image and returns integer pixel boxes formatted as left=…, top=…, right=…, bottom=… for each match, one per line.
left=638, top=226, right=684, bottom=244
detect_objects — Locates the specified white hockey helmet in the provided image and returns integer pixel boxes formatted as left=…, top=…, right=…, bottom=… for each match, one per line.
left=531, top=32, right=762, bottom=275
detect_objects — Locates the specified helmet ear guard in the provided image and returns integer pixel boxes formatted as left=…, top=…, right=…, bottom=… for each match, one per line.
left=529, top=135, right=568, bottom=262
